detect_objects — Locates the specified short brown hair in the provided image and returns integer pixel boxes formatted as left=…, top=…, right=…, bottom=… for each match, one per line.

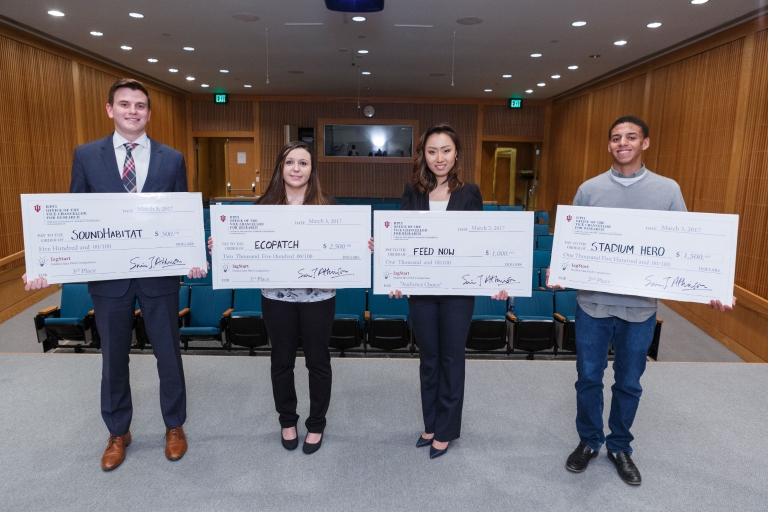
left=108, top=78, right=151, bottom=109
left=411, top=123, right=464, bottom=195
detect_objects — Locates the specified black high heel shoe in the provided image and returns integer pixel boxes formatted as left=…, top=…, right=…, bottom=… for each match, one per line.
left=429, top=442, right=450, bottom=459
left=416, top=435, right=434, bottom=448
left=281, top=430, right=299, bottom=451
left=303, top=434, right=323, bottom=455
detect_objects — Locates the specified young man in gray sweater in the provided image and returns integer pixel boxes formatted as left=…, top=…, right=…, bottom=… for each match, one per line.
left=550, top=116, right=735, bottom=485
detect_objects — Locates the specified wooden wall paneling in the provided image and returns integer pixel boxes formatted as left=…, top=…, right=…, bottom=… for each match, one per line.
left=545, top=95, right=591, bottom=218
left=643, top=67, right=668, bottom=173
left=584, top=74, right=647, bottom=180
left=253, top=101, right=261, bottom=195
left=654, top=40, right=744, bottom=214
left=734, top=29, right=768, bottom=300
left=76, top=64, right=120, bottom=143
left=482, top=105, right=545, bottom=139
left=475, top=105, right=484, bottom=186
left=191, top=101, right=254, bottom=132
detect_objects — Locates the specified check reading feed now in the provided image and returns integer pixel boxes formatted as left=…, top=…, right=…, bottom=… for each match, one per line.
left=209, top=205, right=372, bottom=289
left=21, top=193, right=207, bottom=284
left=373, top=210, right=534, bottom=296
left=548, top=206, right=738, bottom=306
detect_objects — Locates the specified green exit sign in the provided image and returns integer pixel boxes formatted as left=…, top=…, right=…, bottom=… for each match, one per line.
left=214, top=93, right=228, bottom=104
left=509, top=98, right=523, bottom=109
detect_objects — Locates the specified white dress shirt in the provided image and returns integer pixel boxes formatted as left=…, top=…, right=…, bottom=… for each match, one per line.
left=429, top=199, right=449, bottom=211
left=113, top=132, right=151, bottom=192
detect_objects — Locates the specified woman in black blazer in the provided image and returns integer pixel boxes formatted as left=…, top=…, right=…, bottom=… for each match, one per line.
left=392, top=123, right=508, bottom=458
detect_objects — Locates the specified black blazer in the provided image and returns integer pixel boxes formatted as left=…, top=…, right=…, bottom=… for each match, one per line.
left=401, top=182, right=483, bottom=211
left=70, top=133, right=188, bottom=298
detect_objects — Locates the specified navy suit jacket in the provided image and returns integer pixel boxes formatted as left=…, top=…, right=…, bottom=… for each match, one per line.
left=70, top=134, right=188, bottom=298
left=401, top=182, right=483, bottom=211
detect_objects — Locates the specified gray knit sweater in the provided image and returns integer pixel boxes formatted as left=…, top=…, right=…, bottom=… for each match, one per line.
left=573, top=168, right=687, bottom=321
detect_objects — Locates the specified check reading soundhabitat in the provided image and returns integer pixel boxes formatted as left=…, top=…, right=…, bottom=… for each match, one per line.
left=548, top=206, right=738, bottom=306
left=373, top=211, right=534, bottom=296
left=21, top=193, right=207, bottom=284
left=209, top=205, right=372, bottom=290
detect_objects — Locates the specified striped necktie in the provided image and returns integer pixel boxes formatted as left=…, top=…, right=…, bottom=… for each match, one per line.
left=122, top=142, right=139, bottom=193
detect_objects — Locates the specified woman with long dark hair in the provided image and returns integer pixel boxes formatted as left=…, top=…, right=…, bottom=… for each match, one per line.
left=210, top=141, right=336, bottom=454
left=390, top=123, right=508, bottom=458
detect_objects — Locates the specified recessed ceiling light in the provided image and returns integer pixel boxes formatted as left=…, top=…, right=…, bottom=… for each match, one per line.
left=244, top=85, right=252, bottom=88
left=147, top=58, right=158, bottom=63
left=502, top=74, right=512, bottom=78
left=537, top=83, right=546, bottom=87
left=614, top=40, right=628, bottom=46
left=572, top=21, right=586, bottom=27
left=361, top=71, right=371, bottom=75
left=220, top=70, right=229, bottom=73
left=90, top=31, right=103, bottom=36
left=531, top=53, right=542, bottom=58
left=551, top=75, right=561, bottom=79
left=169, top=68, right=178, bottom=73
left=590, top=54, right=601, bottom=58
left=48, top=10, right=65, bottom=17
left=120, top=46, right=132, bottom=50
left=568, top=65, right=579, bottom=70
left=352, top=16, right=366, bottom=22
left=456, top=17, right=483, bottom=25
left=129, top=13, right=144, bottom=18
left=183, top=47, right=195, bottom=51
left=202, top=85, right=210, bottom=89
left=358, top=50, right=369, bottom=54
left=525, top=89, right=533, bottom=94
left=484, top=89, right=492, bottom=92
left=691, top=0, right=708, bottom=4
left=186, top=76, right=195, bottom=81
left=647, top=22, right=662, bottom=28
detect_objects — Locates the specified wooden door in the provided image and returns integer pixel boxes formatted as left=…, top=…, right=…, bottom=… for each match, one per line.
left=225, top=138, right=258, bottom=196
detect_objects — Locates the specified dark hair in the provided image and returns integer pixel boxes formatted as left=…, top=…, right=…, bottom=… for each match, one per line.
left=258, top=141, right=331, bottom=205
left=609, top=116, right=648, bottom=139
left=411, top=123, right=464, bottom=195
left=108, top=78, right=151, bottom=109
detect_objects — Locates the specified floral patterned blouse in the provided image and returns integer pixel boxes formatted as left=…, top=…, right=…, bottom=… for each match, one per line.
left=261, top=288, right=335, bottom=302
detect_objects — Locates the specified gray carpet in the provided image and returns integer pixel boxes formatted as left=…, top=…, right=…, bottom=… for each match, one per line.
left=1, top=354, right=766, bottom=511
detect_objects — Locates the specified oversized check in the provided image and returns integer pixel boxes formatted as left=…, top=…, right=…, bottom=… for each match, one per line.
left=21, top=193, right=207, bottom=284
left=209, top=205, right=372, bottom=289
left=548, top=206, right=738, bottom=306
left=373, top=210, right=534, bottom=296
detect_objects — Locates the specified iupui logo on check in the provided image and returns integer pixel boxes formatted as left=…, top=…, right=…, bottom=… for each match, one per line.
left=384, top=221, right=390, bottom=228
left=220, top=215, right=226, bottom=222
left=34, top=205, right=41, bottom=212
left=566, top=215, right=572, bottom=222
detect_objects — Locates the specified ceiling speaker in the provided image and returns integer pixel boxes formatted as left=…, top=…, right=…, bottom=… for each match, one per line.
left=324, top=0, right=384, bottom=13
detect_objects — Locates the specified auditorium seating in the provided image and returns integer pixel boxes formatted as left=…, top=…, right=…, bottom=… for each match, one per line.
left=330, top=288, right=366, bottom=354
left=553, top=290, right=578, bottom=354
left=466, top=296, right=508, bottom=351
left=34, top=283, right=98, bottom=353
left=508, top=289, right=556, bottom=359
left=223, top=288, right=268, bottom=355
left=536, top=235, right=553, bottom=251
left=179, top=286, right=232, bottom=350
left=534, top=224, right=550, bottom=237
left=533, top=250, right=551, bottom=268
left=366, top=291, right=411, bottom=352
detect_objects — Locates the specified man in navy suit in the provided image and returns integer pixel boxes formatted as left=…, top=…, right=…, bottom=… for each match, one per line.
left=25, top=78, right=206, bottom=471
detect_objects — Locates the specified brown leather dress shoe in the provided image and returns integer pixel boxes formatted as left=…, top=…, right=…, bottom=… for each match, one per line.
left=101, top=431, right=132, bottom=471
left=165, top=426, right=188, bottom=461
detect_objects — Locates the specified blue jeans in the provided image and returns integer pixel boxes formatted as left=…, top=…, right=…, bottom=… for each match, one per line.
left=574, top=305, right=656, bottom=455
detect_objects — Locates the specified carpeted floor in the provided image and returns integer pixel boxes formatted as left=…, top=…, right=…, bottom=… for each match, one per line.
left=1, top=354, right=766, bottom=511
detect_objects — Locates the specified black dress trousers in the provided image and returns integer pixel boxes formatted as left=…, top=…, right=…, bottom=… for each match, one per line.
left=262, top=296, right=336, bottom=434
left=408, top=295, right=475, bottom=442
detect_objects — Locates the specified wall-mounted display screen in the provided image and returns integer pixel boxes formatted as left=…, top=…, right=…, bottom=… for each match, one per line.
left=323, top=124, right=413, bottom=158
